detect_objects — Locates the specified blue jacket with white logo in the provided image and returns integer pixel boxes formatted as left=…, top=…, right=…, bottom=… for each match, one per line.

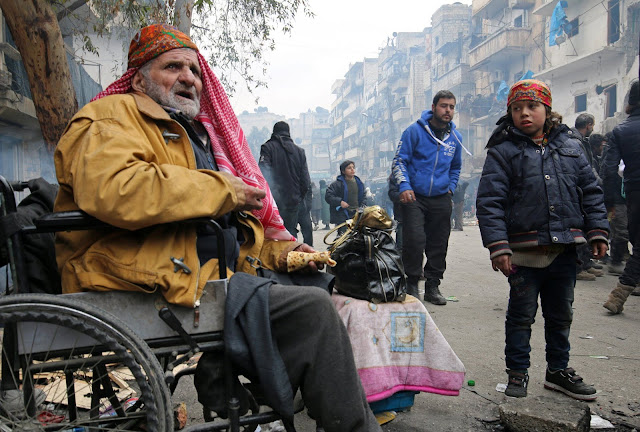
left=392, top=110, right=463, bottom=197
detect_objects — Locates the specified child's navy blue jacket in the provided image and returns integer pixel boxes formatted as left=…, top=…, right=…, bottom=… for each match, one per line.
left=476, top=117, right=609, bottom=260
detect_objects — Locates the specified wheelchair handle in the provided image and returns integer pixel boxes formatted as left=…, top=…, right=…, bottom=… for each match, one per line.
left=9, top=181, right=29, bottom=192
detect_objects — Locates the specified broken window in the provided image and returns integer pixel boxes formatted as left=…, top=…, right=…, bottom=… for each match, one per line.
left=575, top=94, right=587, bottom=113
left=567, top=18, right=579, bottom=38
left=604, top=84, right=617, bottom=118
left=514, top=15, right=523, bottom=28
left=608, top=0, right=620, bottom=44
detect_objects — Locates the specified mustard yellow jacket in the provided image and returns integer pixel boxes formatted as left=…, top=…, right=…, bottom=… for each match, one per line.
left=54, top=92, right=298, bottom=307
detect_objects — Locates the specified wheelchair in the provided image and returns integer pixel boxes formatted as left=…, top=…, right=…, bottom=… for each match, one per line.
left=0, top=175, right=298, bottom=431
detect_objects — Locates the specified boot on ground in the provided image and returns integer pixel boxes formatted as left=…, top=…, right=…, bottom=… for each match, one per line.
left=576, top=270, right=596, bottom=281
left=603, top=282, right=635, bottom=314
left=424, top=283, right=447, bottom=305
left=406, top=278, right=420, bottom=298
left=608, top=262, right=625, bottom=275
left=587, top=267, right=604, bottom=277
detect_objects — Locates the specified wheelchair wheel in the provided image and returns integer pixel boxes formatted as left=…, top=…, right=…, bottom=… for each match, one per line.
left=0, top=294, right=173, bottom=431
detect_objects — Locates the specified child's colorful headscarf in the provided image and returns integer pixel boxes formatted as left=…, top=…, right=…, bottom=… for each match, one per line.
left=91, top=24, right=295, bottom=241
left=507, top=79, right=552, bottom=108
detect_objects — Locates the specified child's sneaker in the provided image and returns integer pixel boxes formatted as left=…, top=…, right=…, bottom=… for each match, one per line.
left=505, top=369, right=528, bottom=398
left=544, top=367, right=597, bottom=401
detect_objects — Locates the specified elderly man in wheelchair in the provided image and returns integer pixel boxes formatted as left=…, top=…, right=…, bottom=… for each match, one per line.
left=0, top=24, right=381, bottom=432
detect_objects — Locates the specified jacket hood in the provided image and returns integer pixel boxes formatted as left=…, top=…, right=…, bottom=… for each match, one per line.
left=270, top=131, right=296, bottom=154
left=486, top=115, right=569, bottom=148
left=417, top=109, right=458, bottom=132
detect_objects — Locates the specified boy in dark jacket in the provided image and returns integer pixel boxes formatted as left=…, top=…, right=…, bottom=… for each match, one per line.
left=476, top=80, right=609, bottom=401
left=325, top=160, right=365, bottom=236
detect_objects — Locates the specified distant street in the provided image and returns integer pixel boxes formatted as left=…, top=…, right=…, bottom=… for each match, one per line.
left=176, top=224, right=640, bottom=431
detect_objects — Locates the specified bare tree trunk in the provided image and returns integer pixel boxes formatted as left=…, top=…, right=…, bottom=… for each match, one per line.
left=174, top=0, right=195, bottom=36
left=0, top=0, right=78, bottom=150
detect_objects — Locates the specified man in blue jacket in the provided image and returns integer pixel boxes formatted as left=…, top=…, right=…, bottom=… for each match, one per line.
left=392, top=90, right=463, bottom=305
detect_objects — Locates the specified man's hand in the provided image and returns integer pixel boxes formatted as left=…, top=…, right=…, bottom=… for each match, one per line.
left=591, top=240, right=609, bottom=260
left=219, top=172, right=265, bottom=212
left=492, top=254, right=512, bottom=277
left=293, top=243, right=325, bottom=272
left=400, top=190, right=416, bottom=204
left=607, top=207, right=616, bottom=219
left=340, top=201, right=349, bottom=209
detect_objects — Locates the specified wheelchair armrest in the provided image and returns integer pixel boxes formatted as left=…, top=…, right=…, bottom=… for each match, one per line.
left=33, top=211, right=112, bottom=232
left=32, top=214, right=227, bottom=280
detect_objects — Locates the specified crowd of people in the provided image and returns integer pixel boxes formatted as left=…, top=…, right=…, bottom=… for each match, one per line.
left=15, top=22, right=636, bottom=431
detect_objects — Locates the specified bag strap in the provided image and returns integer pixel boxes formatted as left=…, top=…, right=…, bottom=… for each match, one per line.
left=323, top=221, right=349, bottom=248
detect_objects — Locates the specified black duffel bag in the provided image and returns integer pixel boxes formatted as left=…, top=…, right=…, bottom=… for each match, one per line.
left=324, top=206, right=406, bottom=303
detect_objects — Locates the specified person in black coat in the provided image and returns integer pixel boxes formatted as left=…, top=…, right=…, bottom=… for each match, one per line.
left=602, top=80, right=640, bottom=314
left=259, top=121, right=311, bottom=239
left=325, top=160, right=365, bottom=235
left=451, top=180, right=468, bottom=231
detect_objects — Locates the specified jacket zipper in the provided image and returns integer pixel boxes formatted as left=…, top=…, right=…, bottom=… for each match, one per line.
left=429, top=143, right=440, bottom=196
left=168, top=119, right=203, bottom=308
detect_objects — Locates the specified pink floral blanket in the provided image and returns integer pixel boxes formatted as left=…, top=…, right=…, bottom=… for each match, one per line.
left=331, top=293, right=466, bottom=402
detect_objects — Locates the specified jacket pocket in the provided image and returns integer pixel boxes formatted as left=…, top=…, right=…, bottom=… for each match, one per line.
left=75, top=251, right=158, bottom=293
left=555, top=147, right=580, bottom=157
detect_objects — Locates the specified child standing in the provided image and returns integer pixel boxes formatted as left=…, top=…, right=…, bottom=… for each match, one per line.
left=476, top=80, right=609, bottom=400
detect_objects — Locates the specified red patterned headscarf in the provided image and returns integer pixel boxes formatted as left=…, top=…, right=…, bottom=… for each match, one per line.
left=92, top=24, right=294, bottom=241
left=507, top=79, right=552, bottom=108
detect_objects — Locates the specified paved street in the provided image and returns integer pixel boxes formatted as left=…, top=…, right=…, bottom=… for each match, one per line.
left=177, top=225, right=640, bottom=431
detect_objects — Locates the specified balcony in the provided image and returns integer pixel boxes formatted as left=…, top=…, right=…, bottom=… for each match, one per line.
left=390, top=75, right=409, bottom=94
left=436, top=63, right=471, bottom=93
left=473, top=0, right=535, bottom=18
left=392, top=106, right=411, bottom=123
left=469, top=27, right=531, bottom=71
left=345, top=148, right=359, bottom=159
left=533, top=0, right=560, bottom=16
left=343, top=123, right=359, bottom=139
left=343, top=103, right=361, bottom=118
left=535, top=46, right=625, bottom=81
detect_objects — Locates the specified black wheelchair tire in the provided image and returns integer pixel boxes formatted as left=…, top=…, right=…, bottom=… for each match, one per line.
left=0, top=293, right=173, bottom=431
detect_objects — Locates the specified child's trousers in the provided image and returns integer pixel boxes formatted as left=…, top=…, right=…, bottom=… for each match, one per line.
left=505, top=248, right=577, bottom=371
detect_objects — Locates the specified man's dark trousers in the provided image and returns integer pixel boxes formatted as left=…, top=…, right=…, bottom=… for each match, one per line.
left=297, top=204, right=314, bottom=246
left=402, top=192, right=452, bottom=286
left=270, top=285, right=381, bottom=431
left=620, top=191, right=640, bottom=286
left=279, top=205, right=301, bottom=239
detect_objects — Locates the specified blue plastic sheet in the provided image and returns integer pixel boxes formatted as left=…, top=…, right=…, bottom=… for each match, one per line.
left=549, top=1, right=569, bottom=46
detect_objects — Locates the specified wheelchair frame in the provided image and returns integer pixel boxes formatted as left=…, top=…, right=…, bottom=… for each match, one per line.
left=0, top=175, right=297, bottom=432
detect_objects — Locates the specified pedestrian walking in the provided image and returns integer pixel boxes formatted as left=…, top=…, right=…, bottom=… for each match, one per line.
left=319, top=179, right=331, bottom=230
left=572, top=113, right=604, bottom=281
left=387, top=173, right=403, bottom=253
left=477, top=79, right=609, bottom=401
left=451, top=180, right=468, bottom=231
left=297, top=185, right=314, bottom=246
left=392, top=90, right=463, bottom=305
left=311, top=182, right=322, bottom=230
left=259, top=121, right=311, bottom=239
left=325, top=160, right=366, bottom=236
left=602, top=80, right=640, bottom=313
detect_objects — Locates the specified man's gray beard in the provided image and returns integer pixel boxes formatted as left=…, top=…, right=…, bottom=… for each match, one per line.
left=144, top=79, right=200, bottom=120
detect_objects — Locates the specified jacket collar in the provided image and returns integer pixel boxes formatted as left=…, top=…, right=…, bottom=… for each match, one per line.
left=131, top=92, right=173, bottom=121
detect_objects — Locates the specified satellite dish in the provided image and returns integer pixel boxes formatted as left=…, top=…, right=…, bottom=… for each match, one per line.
left=392, top=32, right=398, bottom=37
left=595, top=85, right=604, bottom=95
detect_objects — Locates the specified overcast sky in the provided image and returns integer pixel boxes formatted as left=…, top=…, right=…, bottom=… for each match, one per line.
left=228, top=0, right=472, bottom=118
